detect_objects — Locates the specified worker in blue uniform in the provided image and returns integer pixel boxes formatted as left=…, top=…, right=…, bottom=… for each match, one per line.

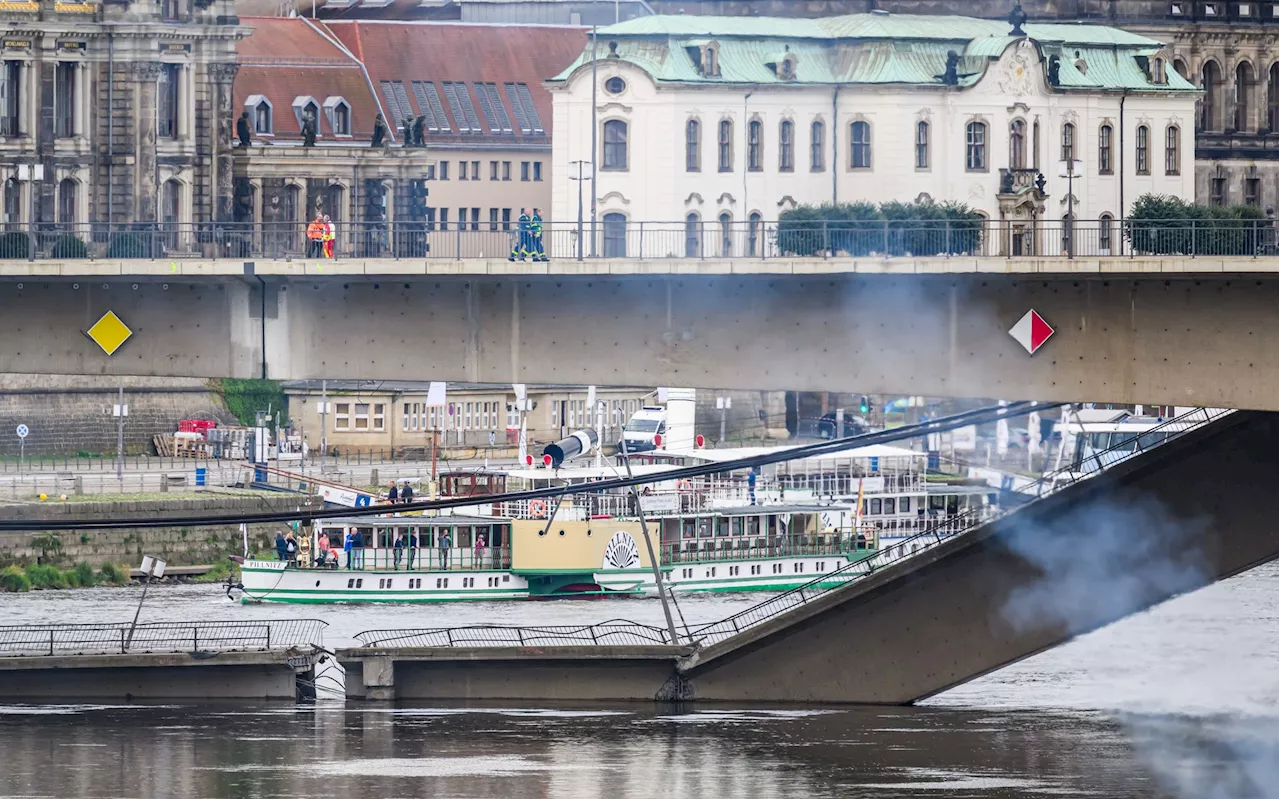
left=509, top=208, right=532, bottom=261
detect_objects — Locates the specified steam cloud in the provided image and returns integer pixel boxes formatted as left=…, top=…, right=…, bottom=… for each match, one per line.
left=998, top=492, right=1212, bottom=635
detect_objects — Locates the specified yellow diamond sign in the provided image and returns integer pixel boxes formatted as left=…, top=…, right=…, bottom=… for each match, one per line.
left=86, top=311, right=133, bottom=356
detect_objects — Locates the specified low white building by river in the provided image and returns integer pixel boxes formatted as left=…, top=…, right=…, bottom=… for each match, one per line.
left=548, top=13, right=1199, bottom=255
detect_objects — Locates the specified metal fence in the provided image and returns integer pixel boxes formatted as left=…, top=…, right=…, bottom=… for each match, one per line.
left=349, top=407, right=1229, bottom=650
left=0, top=618, right=328, bottom=657
left=353, top=619, right=674, bottom=648
left=683, top=406, right=1232, bottom=647
left=0, top=218, right=1273, bottom=261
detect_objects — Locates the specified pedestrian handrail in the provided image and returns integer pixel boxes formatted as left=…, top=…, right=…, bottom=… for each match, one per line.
left=0, top=618, right=328, bottom=657
left=1, top=218, right=1273, bottom=262
left=353, top=619, right=675, bottom=649
left=684, top=406, right=1232, bottom=647
left=351, top=407, right=1229, bottom=650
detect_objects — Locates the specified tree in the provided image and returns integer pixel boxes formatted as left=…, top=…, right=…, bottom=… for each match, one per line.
left=1127, top=193, right=1269, bottom=255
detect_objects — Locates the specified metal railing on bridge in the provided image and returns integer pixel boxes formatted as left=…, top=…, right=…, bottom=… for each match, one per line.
left=0, top=618, right=328, bottom=657
left=349, top=407, right=1231, bottom=651
left=353, top=619, right=674, bottom=648
left=0, top=219, right=1273, bottom=262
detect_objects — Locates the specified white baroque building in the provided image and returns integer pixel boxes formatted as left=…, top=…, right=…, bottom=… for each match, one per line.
left=548, top=14, right=1200, bottom=256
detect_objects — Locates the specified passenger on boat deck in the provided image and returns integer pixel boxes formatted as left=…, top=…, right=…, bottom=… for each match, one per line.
left=316, top=534, right=333, bottom=568
left=407, top=532, right=418, bottom=569
left=393, top=532, right=406, bottom=570
left=285, top=533, right=298, bottom=566
left=387, top=482, right=399, bottom=503
left=474, top=533, right=487, bottom=568
left=275, top=532, right=288, bottom=561
left=439, top=530, right=452, bottom=569
left=343, top=531, right=355, bottom=570
left=401, top=481, right=414, bottom=504
left=353, top=529, right=366, bottom=568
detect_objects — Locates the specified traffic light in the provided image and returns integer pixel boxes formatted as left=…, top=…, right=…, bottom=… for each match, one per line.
left=859, top=396, right=870, bottom=414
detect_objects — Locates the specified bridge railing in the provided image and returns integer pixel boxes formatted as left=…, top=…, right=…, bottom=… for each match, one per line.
left=350, top=407, right=1229, bottom=650
left=0, top=219, right=1273, bottom=261
left=353, top=619, right=674, bottom=649
left=684, top=406, right=1233, bottom=647
left=0, top=618, right=328, bottom=657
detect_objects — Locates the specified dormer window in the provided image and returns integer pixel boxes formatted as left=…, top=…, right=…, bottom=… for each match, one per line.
left=245, top=94, right=273, bottom=135
left=292, top=95, right=320, bottom=137
left=324, top=96, right=352, bottom=136
left=685, top=40, right=721, bottom=77
left=1151, top=57, right=1166, bottom=84
left=767, top=48, right=798, bottom=81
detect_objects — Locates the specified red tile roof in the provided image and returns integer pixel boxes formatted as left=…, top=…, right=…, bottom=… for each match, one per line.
left=322, top=21, right=587, bottom=143
left=235, top=18, right=385, bottom=140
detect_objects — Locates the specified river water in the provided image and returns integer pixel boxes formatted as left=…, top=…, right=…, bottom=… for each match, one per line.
left=0, top=563, right=1275, bottom=799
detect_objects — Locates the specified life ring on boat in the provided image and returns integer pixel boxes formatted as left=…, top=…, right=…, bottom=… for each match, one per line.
left=529, top=498, right=547, bottom=518
left=676, top=479, right=693, bottom=491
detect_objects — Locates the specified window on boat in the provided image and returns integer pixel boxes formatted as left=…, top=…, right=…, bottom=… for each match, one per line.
left=748, top=516, right=761, bottom=537
left=731, top=517, right=745, bottom=536
left=899, top=497, right=911, bottom=513
left=715, top=517, right=730, bottom=537
left=869, top=498, right=882, bottom=515
left=884, top=498, right=896, bottom=515
left=698, top=518, right=713, bottom=538
left=681, top=518, right=697, bottom=539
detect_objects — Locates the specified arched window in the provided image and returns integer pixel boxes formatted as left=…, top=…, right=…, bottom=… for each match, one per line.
left=1009, top=120, right=1025, bottom=169
left=685, top=119, right=700, bottom=172
left=253, top=100, right=272, bottom=135
left=718, top=119, right=733, bottom=172
left=810, top=120, right=825, bottom=171
left=1152, top=57, right=1166, bottom=85
left=1060, top=122, right=1075, bottom=163
left=1098, top=124, right=1113, bottom=174
left=778, top=119, right=794, bottom=172
left=915, top=121, right=929, bottom=169
left=325, top=184, right=345, bottom=223
left=748, top=212, right=762, bottom=257
left=1098, top=213, right=1113, bottom=254
left=684, top=213, right=701, bottom=258
left=1269, top=63, right=1279, bottom=132
left=602, top=120, right=628, bottom=170
left=1164, top=125, right=1180, bottom=175
left=1201, top=62, right=1222, bottom=131
left=57, top=178, right=77, bottom=227
left=161, top=179, right=180, bottom=249
left=850, top=120, right=870, bottom=168
left=719, top=212, right=732, bottom=256
left=1234, top=62, right=1254, bottom=132
left=603, top=213, right=627, bottom=258
left=1135, top=125, right=1150, bottom=175
left=965, top=121, right=986, bottom=170
left=1173, top=59, right=1189, bottom=81
left=747, top=119, right=762, bottom=171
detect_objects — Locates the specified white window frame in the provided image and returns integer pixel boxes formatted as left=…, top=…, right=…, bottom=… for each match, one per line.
left=245, top=95, right=273, bottom=136
left=334, top=402, right=351, bottom=431
left=323, top=96, right=352, bottom=137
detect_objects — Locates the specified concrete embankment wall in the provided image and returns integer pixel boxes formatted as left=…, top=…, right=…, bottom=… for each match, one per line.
left=0, top=494, right=302, bottom=567
left=0, top=373, right=235, bottom=457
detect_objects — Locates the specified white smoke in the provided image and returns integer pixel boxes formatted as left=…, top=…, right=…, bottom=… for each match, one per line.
left=998, top=493, right=1212, bottom=635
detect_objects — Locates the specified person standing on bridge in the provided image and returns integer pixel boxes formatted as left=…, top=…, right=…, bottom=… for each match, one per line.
left=508, top=208, right=532, bottom=262
left=306, top=214, right=325, bottom=258
left=530, top=208, right=548, bottom=262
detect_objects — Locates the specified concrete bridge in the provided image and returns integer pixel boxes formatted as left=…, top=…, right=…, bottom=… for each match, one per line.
left=339, top=409, right=1277, bottom=703
left=0, top=256, right=1275, bottom=410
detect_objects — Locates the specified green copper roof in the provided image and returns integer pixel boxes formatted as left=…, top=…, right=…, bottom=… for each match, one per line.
left=549, top=13, right=1194, bottom=93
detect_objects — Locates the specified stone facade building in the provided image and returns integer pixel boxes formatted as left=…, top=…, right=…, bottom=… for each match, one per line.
left=228, top=18, right=586, bottom=258
left=0, top=0, right=245, bottom=239
left=549, top=14, right=1199, bottom=256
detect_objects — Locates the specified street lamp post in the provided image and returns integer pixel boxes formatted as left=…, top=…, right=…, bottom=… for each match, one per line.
left=569, top=159, right=591, bottom=261
left=1059, top=158, right=1081, bottom=258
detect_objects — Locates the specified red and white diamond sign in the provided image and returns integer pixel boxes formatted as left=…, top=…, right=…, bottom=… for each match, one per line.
left=1009, top=309, right=1054, bottom=355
